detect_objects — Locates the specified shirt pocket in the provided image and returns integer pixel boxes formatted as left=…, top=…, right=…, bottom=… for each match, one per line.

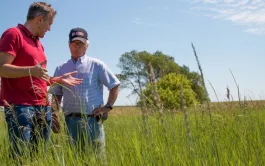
left=83, top=72, right=93, bottom=84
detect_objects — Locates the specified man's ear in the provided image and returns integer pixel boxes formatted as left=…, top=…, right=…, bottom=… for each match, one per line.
left=36, top=15, right=44, bottom=24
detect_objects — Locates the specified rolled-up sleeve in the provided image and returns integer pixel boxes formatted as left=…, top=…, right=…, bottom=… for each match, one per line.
left=99, top=63, right=120, bottom=90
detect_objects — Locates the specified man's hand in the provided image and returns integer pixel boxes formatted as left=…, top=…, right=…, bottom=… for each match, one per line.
left=93, top=106, right=110, bottom=121
left=51, top=71, right=83, bottom=86
left=29, top=60, right=50, bottom=81
left=60, top=71, right=83, bottom=86
left=93, top=106, right=110, bottom=117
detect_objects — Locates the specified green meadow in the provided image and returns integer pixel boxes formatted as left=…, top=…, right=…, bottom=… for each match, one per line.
left=1, top=103, right=265, bottom=165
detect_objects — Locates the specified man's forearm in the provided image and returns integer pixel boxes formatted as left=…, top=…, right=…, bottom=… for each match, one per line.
left=107, top=84, right=120, bottom=106
left=48, top=76, right=61, bottom=85
left=0, top=64, right=32, bottom=78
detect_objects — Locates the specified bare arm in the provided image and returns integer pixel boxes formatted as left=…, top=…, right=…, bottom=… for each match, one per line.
left=0, top=52, right=30, bottom=78
left=49, top=71, right=83, bottom=86
left=0, top=53, right=81, bottom=86
left=106, top=84, right=120, bottom=107
left=93, top=84, right=120, bottom=116
left=0, top=52, right=49, bottom=79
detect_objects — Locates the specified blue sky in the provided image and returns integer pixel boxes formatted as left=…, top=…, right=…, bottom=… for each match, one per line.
left=0, top=0, right=264, bottom=105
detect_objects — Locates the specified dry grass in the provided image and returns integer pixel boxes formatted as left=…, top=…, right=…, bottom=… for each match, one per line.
left=110, top=106, right=141, bottom=117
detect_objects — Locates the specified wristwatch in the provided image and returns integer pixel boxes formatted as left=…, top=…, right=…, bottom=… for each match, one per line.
left=105, top=103, right=113, bottom=110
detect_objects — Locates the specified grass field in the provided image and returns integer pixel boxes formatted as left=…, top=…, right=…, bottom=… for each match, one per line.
left=1, top=103, right=265, bottom=165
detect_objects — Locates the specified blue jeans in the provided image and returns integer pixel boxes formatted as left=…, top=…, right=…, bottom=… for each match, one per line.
left=65, top=116, right=105, bottom=156
left=4, top=105, right=52, bottom=156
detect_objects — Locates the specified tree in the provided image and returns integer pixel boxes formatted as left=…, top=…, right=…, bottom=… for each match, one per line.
left=180, top=66, right=208, bottom=103
left=143, top=73, right=198, bottom=109
left=117, top=50, right=150, bottom=97
left=117, top=50, right=181, bottom=95
left=117, top=50, right=208, bottom=106
left=148, top=51, right=182, bottom=79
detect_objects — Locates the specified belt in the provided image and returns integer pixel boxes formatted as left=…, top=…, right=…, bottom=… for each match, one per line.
left=66, top=113, right=101, bottom=121
left=66, top=113, right=94, bottom=118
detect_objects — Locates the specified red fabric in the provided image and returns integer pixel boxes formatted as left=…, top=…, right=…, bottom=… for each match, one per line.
left=0, top=24, right=48, bottom=106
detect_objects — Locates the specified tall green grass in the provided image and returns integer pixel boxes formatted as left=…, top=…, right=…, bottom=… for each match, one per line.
left=1, top=105, right=265, bottom=165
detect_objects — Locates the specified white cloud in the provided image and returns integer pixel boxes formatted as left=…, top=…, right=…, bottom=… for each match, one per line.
left=244, top=28, right=265, bottom=35
left=190, top=0, right=265, bottom=35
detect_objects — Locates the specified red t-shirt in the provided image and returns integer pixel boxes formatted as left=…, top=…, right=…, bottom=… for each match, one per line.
left=0, top=24, right=48, bottom=106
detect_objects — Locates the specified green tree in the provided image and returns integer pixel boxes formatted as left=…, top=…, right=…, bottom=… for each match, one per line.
left=117, top=50, right=150, bottom=97
left=117, top=50, right=208, bottom=105
left=180, top=65, right=208, bottom=103
left=117, top=50, right=182, bottom=95
left=142, top=73, right=198, bottom=109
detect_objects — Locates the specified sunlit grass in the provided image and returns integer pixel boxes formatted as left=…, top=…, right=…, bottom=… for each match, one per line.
left=0, top=104, right=265, bottom=165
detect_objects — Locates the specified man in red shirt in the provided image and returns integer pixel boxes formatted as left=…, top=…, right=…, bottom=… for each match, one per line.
left=0, top=2, right=82, bottom=156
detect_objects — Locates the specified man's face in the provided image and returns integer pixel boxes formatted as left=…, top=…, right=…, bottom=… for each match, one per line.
left=69, top=40, right=88, bottom=58
left=36, top=15, right=54, bottom=38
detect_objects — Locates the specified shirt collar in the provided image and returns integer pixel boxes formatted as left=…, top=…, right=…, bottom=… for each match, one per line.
left=17, top=24, right=39, bottom=41
left=71, top=54, right=88, bottom=64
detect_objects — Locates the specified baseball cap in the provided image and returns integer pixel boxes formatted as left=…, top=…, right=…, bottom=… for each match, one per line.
left=69, top=27, right=88, bottom=44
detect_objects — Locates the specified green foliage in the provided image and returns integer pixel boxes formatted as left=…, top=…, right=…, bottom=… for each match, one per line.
left=148, top=51, right=182, bottom=79
left=117, top=50, right=149, bottom=96
left=143, top=73, right=198, bottom=109
left=183, top=70, right=209, bottom=103
left=117, top=50, right=209, bottom=105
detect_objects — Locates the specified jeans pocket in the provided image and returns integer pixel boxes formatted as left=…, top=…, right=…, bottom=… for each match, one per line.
left=16, top=106, right=33, bottom=126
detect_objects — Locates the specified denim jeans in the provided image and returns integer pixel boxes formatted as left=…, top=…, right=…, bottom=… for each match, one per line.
left=4, top=105, right=52, bottom=156
left=65, top=116, right=105, bottom=157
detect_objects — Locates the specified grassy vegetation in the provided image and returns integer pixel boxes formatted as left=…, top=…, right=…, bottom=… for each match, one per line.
left=1, top=103, right=265, bottom=165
